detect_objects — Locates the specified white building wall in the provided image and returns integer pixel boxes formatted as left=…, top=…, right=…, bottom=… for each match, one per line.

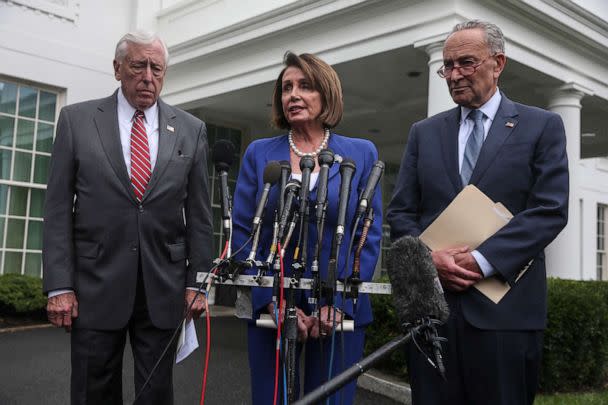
left=0, top=0, right=133, bottom=103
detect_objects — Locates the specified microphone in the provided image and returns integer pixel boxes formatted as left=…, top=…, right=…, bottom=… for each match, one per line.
left=334, top=159, right=356, bottom=242
left=315, top=149, right=334, bottom=220
left=386, top=236, right=449, bottom=324
left=279, top=179, right=301, bottom=240
left=293, top=236, right=449, bottom=405
left=298, top=156, right=316, bottom=217
left=212, top=140, right=236, bottom=239
left=356, top=160, right=384, bottom=215
left=278, top=160, right=291, bottom=214
left=386, top=235, right=449, bottom=379
left=325, top=159, right=356, bottom=304
left=251, top=161, right=282, bottom=237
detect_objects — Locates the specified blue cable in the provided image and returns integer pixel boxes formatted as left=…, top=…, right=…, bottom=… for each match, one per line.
left=274, top=305, right=288, bottom=405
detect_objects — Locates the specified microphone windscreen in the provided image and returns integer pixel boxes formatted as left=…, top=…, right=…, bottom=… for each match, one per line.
left=386, top=236, right=449, bottom=325
left=212, top=140, right=235, bottom=171
left=317, top=149, right=334, bottom=166
left=263, top=161, right=282, bottom=184
left=280, top=160, right=291, bottom=173
left=299, top=155, right=316, bottom=171
left=340, top=158, right=356, bottom=173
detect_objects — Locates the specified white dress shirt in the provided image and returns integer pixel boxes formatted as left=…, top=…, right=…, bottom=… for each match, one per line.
left=458, top=89, right=502, bottom=278
left=117, top=88, right=160, bottom=175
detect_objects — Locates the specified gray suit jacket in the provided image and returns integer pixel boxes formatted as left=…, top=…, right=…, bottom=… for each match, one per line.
left=43, top=90, right=213, bottom=330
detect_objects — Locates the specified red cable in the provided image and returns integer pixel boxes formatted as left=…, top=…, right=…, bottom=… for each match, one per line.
left=199, top=241, right=229, bottom=405
left=273, top=242, right=285, bottom=405
left=199, top=292, right=211, bottom=405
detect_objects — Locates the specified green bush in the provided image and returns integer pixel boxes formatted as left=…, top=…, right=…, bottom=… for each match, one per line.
left=0, top=273, right=47, bottom=314
left=539, top=278, right=608, bottom=392
left=364, top=276, right=408, bottom=379
left=365, top=277, right=608, bottom=393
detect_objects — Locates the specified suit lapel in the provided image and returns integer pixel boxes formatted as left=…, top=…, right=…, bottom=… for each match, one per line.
left=325, top=133, right=344, bottom=185
left=94, top=91, right=135, bottom=201
left=143, top=99, right=177, bottom=201
left=469, top=94, right=519, bottom=185
left=440, top=108, right=463, bottom=194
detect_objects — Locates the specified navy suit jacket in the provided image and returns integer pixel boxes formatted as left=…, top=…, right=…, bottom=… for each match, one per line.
left=387, top=93, right=568, bottom=330
left=231, top=133, right=382, bottom=326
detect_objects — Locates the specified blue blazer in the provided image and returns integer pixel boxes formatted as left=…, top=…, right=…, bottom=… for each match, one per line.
left=231, top=133, right=382, bottom=326
left=387, top=93, right=568, bottom=330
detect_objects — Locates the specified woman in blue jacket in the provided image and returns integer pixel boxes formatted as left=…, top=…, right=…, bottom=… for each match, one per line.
left=231, top=51, right=382, bottom=404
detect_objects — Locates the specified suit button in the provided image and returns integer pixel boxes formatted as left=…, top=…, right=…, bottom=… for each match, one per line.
left=138, top=205, right=144, bottom=212
left=131, top=246, right=138, bottom=252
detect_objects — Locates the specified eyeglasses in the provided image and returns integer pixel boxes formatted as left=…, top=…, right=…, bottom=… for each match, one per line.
left=436, top=55, right=494, bottom=78
left=126, top=59, right=166, bottom=78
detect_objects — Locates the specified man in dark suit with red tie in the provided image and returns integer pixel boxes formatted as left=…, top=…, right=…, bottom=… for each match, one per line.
left=387, top=20, right=569, bottom=405
left=42, top=31, right=213, bottom=405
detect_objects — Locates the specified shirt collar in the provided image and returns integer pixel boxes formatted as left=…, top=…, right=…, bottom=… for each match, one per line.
left=117, top=87, right=158, bottom=125
left=460, top=88, right=502, bottom=123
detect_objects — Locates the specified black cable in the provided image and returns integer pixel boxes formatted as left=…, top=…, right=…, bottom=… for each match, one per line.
left=131, top=259, right=224, bottom=404
left=131, top=231, right=256, bottom=404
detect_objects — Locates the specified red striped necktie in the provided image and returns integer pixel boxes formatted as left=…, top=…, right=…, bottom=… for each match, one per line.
left=130, top=110, right=151, bottom=201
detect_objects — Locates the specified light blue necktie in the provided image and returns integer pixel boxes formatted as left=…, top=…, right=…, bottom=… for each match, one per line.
left=461, top=109, right=485, bottom=186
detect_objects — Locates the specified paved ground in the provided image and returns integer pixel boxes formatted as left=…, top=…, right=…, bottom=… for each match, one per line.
left=0, top=313, right=401, bottom=404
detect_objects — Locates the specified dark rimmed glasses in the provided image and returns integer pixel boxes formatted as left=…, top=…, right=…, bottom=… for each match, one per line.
left=436, top=55, right=495, bottom=78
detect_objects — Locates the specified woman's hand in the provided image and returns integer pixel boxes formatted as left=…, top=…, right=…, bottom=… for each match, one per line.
left=309, top=306, right=344, bottom=338
left=267, top=303, right=313, bottom=342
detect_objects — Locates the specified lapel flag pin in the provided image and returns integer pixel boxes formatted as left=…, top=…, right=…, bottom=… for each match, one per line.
left=167, top=125, right=175, bottom=133
left=505, top=121, right=514, bottom=128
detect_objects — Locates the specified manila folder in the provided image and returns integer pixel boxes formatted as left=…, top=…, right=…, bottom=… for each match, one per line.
left=419, top=185, right=514, bottom=304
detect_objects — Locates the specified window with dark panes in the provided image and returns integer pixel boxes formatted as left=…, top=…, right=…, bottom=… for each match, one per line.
left=0, top=79, right=58, bottom=277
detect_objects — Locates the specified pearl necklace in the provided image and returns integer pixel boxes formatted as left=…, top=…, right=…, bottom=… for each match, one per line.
left=288, top=128, right=330, bottom=158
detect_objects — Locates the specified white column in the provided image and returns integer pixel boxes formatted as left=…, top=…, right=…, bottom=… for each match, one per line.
left=545, top=83, right=591, bottom=279
left=424, top=41, right=456, bottom=117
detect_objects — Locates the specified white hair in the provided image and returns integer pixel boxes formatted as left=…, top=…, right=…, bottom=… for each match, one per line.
left=115, top=30, right=169, bottom=64
left=450, top=19, right=505, bottom=54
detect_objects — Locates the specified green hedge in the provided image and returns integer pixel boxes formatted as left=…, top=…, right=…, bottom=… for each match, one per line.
left=0, top=273, right=47, bottom=314
left=365, top=277, right=608, bottom=393
left=364, top=284, right=408, bottom=379
left=540, top=278, right=608, bottom=392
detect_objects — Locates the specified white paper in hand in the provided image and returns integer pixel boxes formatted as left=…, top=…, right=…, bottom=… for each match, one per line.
left=176, top=319, right=199, bottom=363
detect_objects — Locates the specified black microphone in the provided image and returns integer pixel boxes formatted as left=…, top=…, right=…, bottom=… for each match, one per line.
left=325, top=159, right=356, bottom=303
left=298, top=156, right=315, bottom=217
left=315, top=149, right=334, bottom=220
left=212, top=140, right=236, bottom=239
left=251, top=161, right=282, bottom=236
left=279, top=179, right=301, bottom=240
left=278, top=160, right=291, bottom=214
left=356, top=160, right=384, bottom=215
left=387, top=235, right=449, bottom=379
left=334, top=159, right=356, bottom=242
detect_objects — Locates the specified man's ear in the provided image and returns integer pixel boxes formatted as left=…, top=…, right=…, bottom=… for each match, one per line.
left=113, top=59, right=121, bottom=81
left=494, top=53, right=506, bottom=78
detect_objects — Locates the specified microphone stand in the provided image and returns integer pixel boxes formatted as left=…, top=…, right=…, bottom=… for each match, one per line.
left=292, top=324, right=421, bottom=405
left=286, top=156, right=314, bottom=402
left=292, top=317, right=445, bottom=405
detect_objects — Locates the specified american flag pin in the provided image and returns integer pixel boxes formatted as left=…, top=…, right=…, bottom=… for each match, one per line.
left=167, top=125, right=175, bottom=132
left=505, top=122, right=514, bottom=128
